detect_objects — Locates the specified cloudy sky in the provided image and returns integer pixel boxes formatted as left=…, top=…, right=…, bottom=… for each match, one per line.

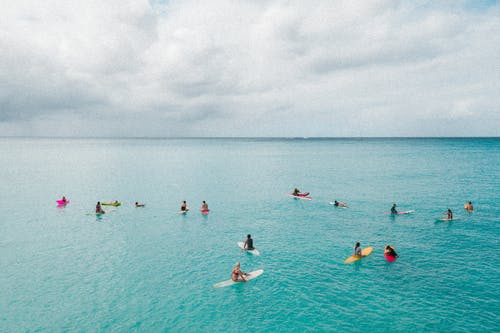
left=1, top=0, right=499, bottom=137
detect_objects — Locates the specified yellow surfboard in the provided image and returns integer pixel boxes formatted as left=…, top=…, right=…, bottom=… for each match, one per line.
left=344, top=246, right=373, bottom=264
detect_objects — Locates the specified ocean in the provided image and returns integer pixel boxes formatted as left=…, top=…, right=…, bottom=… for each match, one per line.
left=1, top=137, right=499, bottom=332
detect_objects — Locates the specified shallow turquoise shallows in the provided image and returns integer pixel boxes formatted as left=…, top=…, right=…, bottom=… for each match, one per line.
left=1, top=138, right=499, bottom=332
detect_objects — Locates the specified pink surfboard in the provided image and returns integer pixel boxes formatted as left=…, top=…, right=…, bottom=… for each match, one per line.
left=384, top=253, right=397, bottom=262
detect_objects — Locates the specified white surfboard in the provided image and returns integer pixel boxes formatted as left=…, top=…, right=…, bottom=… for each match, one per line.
left=237, top=241, right=260, bottom=256
left=213, top=269, right=264, bottom=288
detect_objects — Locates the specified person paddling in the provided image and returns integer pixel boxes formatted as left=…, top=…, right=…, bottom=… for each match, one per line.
left=334, top=200, right=347, bottom=207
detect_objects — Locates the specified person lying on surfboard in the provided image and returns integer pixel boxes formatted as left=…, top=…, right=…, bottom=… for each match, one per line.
left=231, top=262, right=247, bottom=282
left=334, top=200, right=347, bottom=207
left=391, top=204, right=398, bottom=214
left=243, top=234, right=255, bottom=250
left=135, top=202, right=145, bottom=207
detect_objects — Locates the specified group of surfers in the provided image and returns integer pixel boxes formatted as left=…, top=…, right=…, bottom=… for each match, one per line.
left=91, top=200, right=208, bottom=215
left=353, top=242, right=398, bottom=259
left=179, top=200, right=209, bottom=212
left=63, top=192, right=475, bottom=283
left=292, top=188, right=474, bottom=219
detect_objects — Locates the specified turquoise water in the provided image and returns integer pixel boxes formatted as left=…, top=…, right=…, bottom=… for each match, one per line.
left=1, top=137, right=499, bottom=332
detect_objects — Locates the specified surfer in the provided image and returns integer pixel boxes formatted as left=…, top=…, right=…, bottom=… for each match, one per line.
left=201, top=201, right=209, bottom=210
left=231, top=262, right=247, bottom=282
left=135, top=202, right=145, bottom=207
left=354, top=242, right=362, bottom=257
left=243, top=234, right=255, bottom=250
left=181, top=200, right=189, bottom=211
left=96, top=202, right=105, bottom=214
left=447, top=209, right=453, bottom=220
left=334, top=200, right=347, bottom=207
left=293, top=188, right=300, bottom=196
left=391, top=204, right=398, bottom=214
left=60, top=196, right=67, bottom=203
left=464, top=201, right=473, bottom=212
left=384, top=245, right=398, bottom=258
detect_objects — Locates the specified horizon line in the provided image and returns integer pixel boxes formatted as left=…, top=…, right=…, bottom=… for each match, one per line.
left=0, top=136, right=499, bottom=140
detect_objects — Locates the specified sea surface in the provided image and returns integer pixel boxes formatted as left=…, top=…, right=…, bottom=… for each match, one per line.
left=1, top=137, right=499, bottom=332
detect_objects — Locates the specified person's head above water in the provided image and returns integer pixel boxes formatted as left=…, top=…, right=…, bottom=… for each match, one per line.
left=247, top=234, right=251, bottom=238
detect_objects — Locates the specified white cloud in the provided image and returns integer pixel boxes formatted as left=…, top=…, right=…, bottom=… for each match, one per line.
left=0, top=0, right=499, bottom=137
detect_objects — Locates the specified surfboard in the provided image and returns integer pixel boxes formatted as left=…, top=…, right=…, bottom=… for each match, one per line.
left=237, top=241, right=260, bottom=256
left=200, top=209, right=209, bottom=215
left=86, top=209, right=114, bottom=216
left=288, top=194, right=312, bottom=200
left=385, top=253, right=397, bottom=262
left=437, top=217, right=460, bottom=222
left=385, top=210, right=414, bottom=215
left=101, top=202, right=121, bottom=206
left=213, top=269, right=264, bottom=288
left=344, top=246, right=373, bottom=264
left=178, top=209, right=189, bottom=215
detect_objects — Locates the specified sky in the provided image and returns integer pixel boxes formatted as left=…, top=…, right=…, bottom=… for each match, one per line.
left=0, top=0, right=499, bottom=137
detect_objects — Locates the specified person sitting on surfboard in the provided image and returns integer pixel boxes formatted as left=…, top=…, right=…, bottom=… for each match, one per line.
left=464, top=201, right=473, bottom=212
left=201, top=201, right=209, bottom=210
left=293, top=188, right=300, bottom=196
left=231, top=262, right=247, bottom=282
left=181, top=201, right=189, bottom=211
left=391, top=204, right=398, bottom=214
left=60, top=196, right=67, bottom=203
left=354, top=242, right=362, bottom=257
left=447, top=209, right=453, bottom=220
left=244, top=234, right=255, bottom=251
left=334, top=200, right=347, bottom=207
left=96, top=202, right=105, bottom=214
left=384, top=245, right=398, bottom=258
